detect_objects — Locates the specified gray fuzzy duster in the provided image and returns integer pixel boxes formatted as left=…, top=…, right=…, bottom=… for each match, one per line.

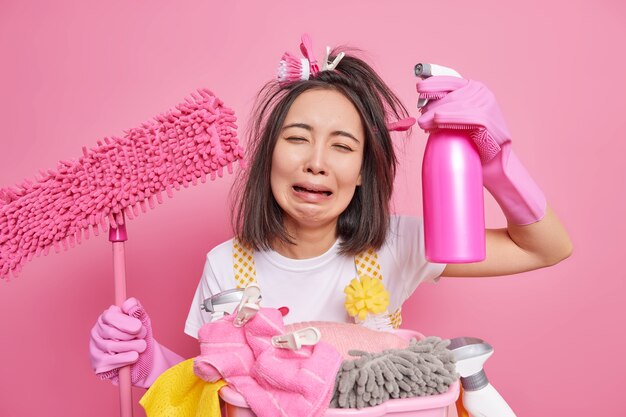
left=329, top=336, right=459, bottom=409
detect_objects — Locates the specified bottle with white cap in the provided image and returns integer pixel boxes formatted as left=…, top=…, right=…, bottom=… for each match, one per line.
left=448, top=337, right=517, bottom=417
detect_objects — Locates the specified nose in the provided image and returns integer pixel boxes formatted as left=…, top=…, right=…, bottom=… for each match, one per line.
left=304, top=143, right=328, bottom=175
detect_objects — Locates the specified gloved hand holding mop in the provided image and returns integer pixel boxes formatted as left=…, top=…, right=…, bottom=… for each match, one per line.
left=89, top=297, right=183, bottom=388
left=0, top=82, right=242, bottom=414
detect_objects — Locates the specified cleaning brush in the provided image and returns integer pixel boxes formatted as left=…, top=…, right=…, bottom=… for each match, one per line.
left=276, top=33, right=319, bottom=85
left=0, top=88, right=243, bottom=279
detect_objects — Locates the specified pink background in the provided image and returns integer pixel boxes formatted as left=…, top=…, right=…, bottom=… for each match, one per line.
left=1, top=1, right=624, bottom=416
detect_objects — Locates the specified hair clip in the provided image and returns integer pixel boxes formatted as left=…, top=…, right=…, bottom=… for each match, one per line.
left=299, top=33, right=319, bottom=75
left=233, top=284, right=262, bottom=327
left=322, top=46, right=345, bottom=71
left=386, top=117, right=416, bottom=132
left=271, top=327, right=321, bottom=350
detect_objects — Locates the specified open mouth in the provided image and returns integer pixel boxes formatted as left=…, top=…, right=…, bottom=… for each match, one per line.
left=293, top=185, right=332, bottom=196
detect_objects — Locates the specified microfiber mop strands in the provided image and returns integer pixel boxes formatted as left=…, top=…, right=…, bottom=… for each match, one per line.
left=0, top=88, right=243, bottom=279
left=330, top=337, right=458, bottom=409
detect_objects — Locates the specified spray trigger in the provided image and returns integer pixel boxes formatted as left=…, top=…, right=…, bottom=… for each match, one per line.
left=414, top=62, right=463, bottom=108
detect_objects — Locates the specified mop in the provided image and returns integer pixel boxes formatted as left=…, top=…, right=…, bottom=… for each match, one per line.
left=0, top=88, right=244, bottom=417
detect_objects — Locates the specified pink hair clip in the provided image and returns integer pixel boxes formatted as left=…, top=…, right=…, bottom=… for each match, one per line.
left=386, top=117, right=416, bottom=132
left=277, top=33, right=322, bottom=85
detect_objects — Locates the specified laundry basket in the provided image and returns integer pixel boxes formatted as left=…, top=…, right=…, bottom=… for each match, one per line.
left=218, top=329, right=460, bottom=417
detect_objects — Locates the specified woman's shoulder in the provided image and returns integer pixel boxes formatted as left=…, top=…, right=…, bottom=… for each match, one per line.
left=206, top=237, right=235, bottom=259
left=388, top=214, right=422, bottom=236
left=380, top=214, right=423, bottom=261
left=198, top=237, right=237, bottom=288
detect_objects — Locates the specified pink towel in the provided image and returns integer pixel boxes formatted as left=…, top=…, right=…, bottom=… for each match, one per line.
left=285, top=321, right=410, bottom=360
left=194, top=308, right=343, bottom=417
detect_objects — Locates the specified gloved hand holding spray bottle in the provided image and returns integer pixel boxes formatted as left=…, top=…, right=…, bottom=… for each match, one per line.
left=416, top=63, right=485, bottom=263
left=417, top=63, right=546, bottom=264
left=417, top=63, right=548, bottom=416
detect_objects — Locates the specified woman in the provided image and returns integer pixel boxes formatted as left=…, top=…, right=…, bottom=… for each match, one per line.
left=89, top=36, right=573, bottom=388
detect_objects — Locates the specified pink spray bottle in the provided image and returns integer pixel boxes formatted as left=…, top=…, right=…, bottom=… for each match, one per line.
left=416, top=63, right=485, bottom=263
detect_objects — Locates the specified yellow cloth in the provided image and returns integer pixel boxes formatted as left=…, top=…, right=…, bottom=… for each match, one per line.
left=139, top=358, right=226, bottom=417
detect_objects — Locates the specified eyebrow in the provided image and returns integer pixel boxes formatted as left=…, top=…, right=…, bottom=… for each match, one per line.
left=282, top=123, right=361, bottom=144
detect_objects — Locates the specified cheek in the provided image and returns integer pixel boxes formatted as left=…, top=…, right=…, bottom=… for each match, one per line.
left=270, top=145, right=295, bottom=198
left=270, top=154, right=289, bottom=187
left=271, top=141, right=299, bottom=175
left=336, top=157, right=363, bottom=188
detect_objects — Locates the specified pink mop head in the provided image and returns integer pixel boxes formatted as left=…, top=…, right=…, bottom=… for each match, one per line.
left=0, top=88, right=244, bottom=279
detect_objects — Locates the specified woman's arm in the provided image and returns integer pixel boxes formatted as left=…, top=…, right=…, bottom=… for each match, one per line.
left=441, top=205, right=573, bottom=277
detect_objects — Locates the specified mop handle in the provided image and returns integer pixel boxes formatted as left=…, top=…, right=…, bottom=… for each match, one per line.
left=110, top=217, right=132, bottom=417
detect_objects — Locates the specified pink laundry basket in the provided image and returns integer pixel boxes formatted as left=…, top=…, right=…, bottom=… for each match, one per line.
left=218, top=329, right=461, bottom=417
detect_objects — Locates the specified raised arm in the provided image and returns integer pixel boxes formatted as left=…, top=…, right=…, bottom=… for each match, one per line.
left=442, top=205, right=572, bottom=277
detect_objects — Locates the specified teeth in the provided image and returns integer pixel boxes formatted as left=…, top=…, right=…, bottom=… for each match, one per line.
left=293, top=186, right=331, bottom=196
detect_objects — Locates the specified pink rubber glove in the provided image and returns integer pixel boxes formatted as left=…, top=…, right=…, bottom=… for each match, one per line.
left=417, top=76, right=547, bottom=225
left=89, top=297, right=184, bottom=388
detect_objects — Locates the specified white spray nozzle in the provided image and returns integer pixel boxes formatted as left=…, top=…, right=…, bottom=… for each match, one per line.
left=448, top=337, right=494, bottom=378
left=415, top=63, right=462, bottom=79
left=415, top=63, right=462, bottom=108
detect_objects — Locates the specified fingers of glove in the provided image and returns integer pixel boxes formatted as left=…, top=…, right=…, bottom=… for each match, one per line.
left=95, top=314, right=147, bottom=341
left=416, top=76, right=469, bottom=95
left=433, top=109, right=489, bottom=129
left=121, top=297, right=142, bottom=315
left=91, top=325, right=147, bottom=354
left=434, top=103, right=511, bottom=143
left=418, top=80, right=503, bottom=133
left=418, top=78, right=488, bottom=117
left=420, top=106, right=491, bottom=130
left=417, top=110, right=435, bottom=131
left=100, top=305, right=145, bottom=337
left=91, top=343, right=140, bottom=374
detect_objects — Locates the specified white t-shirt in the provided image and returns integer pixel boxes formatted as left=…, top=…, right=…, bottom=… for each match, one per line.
left=185, top=215, right=446, bottom=338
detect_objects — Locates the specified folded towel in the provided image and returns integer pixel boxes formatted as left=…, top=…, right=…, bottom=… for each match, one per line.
left=195, top=308, right=343, bottom=417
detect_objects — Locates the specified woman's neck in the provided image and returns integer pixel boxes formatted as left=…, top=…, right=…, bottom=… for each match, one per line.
left=273, top=219, right=338, bottom=259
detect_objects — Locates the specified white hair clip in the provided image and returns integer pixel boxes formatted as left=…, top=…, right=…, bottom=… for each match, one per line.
left=322, top=46, right=345, bottom=71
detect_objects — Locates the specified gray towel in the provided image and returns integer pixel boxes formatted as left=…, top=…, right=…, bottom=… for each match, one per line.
left=329, top=336, right=459, bottom=409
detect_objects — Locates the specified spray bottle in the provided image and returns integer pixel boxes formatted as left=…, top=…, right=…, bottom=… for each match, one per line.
left=448, top=337, right=517, bottom=417
left=416, top=63, right=486, bottom=263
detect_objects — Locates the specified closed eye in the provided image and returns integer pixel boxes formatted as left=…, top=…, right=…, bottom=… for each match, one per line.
left=333, top=143, right=354, bottom=152
left=286, top=136, right=308, bottom=143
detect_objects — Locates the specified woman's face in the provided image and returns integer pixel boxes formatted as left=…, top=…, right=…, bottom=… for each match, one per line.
left=270, top=88, right=365, bottom=231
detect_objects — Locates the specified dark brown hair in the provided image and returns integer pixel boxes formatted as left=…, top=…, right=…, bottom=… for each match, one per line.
left=231, top=48, right=410, bottom=255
